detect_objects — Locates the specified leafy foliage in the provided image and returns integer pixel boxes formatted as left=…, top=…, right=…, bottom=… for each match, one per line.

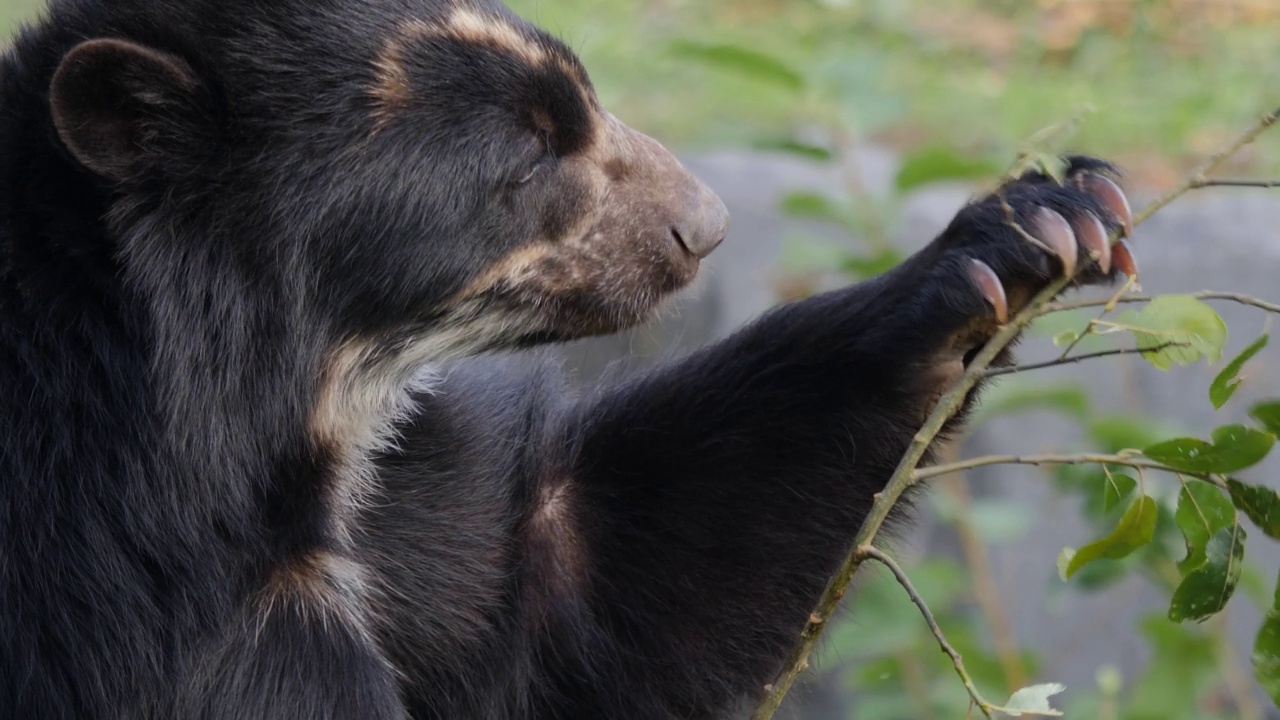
left=1143, top=425, right=1274, bottom=474
left=999, top=683, right=1065, bottom=717
left=1251, top=400, right=1280, bottom=434
left=1255, top=574, right=1280, bottom=708
left=1210, top=334, right=1269, bottom=409
left=1226, top=479, right=1280, bottom=539
left=1119, top=295, right=1228, bottom=370
left=1102, top=473, right=1138, bottom=513
left=1168, top=523, right=1245, bottom=622
left=1060, top=494, right=1157, bottom=579
left=809, top=188, right=1280, bottom=718
left=1174, top=480, right=1236, bottom=574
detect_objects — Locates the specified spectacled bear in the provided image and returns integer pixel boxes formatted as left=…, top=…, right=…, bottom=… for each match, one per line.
left=0, top=0, right=1136, bottom=717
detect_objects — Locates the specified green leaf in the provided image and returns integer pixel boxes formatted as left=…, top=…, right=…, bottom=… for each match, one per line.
left=1253, top=572, right=1280, bottom=709
left=1119, top=295, right=1227, bottom=370
left=1055, top=467, right=1139, bottom=524
left=1033, top=153, right=1069, bottom=184
left=894, top=146, right=999, bottom=192
left=1103, top=473, right=1138, bottom=513
left=1168, top=523, right=1245, bottom=622
left=1210, top=334, right=1269, bottom=409
left=1070, top=554, right=1131, bottom=590
left=753, top=138, right=832, bottom=162
left=669, top=41, right=804, bottom=91
left=1052, top=329, right=1080, bottom=347
left=1143, top=424, right=1275, bottom=474
left=1256, top=616, right=1280, bottom=709
left=1174, top=479, right=1236, bottom=575
left=1056, top=548, right=1074, bottom=582
left=1226, top=479, right=1280, bottom=539
left=1252, top=400, right=1280, bottom=434
left=1063, top=495, right=1158, bottom=579
left=1000, top=683, right=1066, bottom=717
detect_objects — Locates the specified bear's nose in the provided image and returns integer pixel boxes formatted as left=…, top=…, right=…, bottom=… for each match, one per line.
left=672, top=182, right=729, bottom=259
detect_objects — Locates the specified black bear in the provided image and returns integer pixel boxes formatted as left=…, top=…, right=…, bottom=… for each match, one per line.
left=0, top=0, right=1136, bottom=718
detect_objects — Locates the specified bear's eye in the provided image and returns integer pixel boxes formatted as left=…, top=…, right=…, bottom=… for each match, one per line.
left=517, top=134, right=556, bottom=185
left=517, top=161, right=546, bottom=185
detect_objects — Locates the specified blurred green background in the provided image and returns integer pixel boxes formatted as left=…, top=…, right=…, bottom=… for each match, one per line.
left=7, top=0, right=1280, bottom=183
left=518, top=0, right=1277, bottom=185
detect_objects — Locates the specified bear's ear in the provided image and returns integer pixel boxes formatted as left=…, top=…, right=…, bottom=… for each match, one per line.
left=49, top=38, right=201, bottom=180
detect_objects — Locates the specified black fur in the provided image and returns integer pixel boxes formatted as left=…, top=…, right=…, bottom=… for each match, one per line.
left=0, top=0, right=1125, bottom=718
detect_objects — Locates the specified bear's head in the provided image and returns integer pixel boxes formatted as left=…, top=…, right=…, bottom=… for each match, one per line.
left=35, top=0, right=728, bottom=454
left=45, top=0, right=726, bottom=359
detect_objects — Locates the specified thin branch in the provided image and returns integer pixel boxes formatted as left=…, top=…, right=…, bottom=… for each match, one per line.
left=856, top=544, right=997, bottom=718
left=1132, top=105, right=1279, bottom=226
left=751, top=104, right=1280, bottom=720
left=1044, top=291, right=1280, bottom=316
left=1053, top=276, right=1139, bottom=359
left=984, top=344, right=1182, bottom=377
left=911, top=451, right=1227, bottom=489
left=1190, top=178, right=1280, bottom=189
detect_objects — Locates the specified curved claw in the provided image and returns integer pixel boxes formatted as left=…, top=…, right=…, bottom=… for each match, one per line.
left=1112, top=237, right=1139, bottom=282
left=968, top=258, right=1008, bottom=324
left=1074, top=211, right=1112, bottom=275
left=1077, top=173, right=1133, bottom=237
left=1031, top=207, right=1077, bottom=277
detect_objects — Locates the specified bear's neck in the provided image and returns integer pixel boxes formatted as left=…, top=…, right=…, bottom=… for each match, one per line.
left=0, top=146, right=345, bottom=568
left=0, top=58, right=440, bottom=570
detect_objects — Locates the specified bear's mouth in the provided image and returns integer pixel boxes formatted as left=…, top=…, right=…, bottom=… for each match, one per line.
left=436, top=208, right=717, bottom=341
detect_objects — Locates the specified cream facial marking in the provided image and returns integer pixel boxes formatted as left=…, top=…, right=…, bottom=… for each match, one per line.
left=369, top=8, right=552, bottom=130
